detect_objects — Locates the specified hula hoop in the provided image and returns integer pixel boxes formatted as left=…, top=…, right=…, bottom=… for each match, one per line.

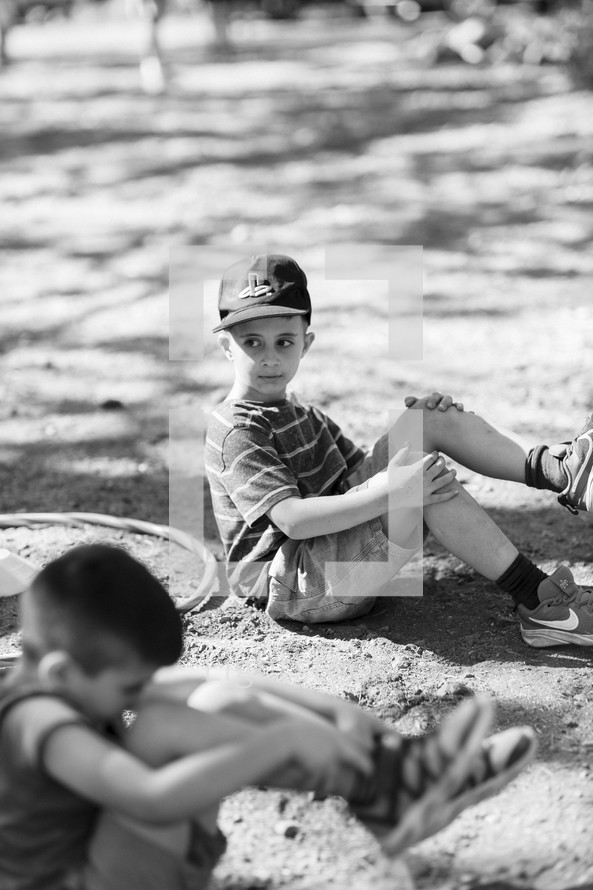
left=0, top=512, right=218, bottom=614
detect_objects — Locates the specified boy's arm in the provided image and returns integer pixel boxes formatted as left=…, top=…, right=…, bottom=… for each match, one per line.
left=27, top=704, right=370, bottom=822
left=268, top=485, right=389, bottom=539
left=269, top=445, right=457, bottom=540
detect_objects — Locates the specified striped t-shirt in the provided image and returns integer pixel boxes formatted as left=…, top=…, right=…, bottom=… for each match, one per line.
left=205, top=395, right=366, bottom=598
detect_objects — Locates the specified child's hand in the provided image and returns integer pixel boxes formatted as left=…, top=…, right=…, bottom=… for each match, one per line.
left=289, top=718, right=373, bottom=794
left=405, top=392, right=464, bottom=412
left=332, top=700, right=386, bottom=749
left=387, top=445, right=458, bottom=507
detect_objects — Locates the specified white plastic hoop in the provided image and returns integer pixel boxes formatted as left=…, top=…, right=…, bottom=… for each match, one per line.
left=0, top=512, right=218, bottom=614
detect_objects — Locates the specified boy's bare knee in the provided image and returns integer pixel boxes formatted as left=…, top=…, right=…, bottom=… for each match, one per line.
left=125, top=700, right=182, bottom=764
left=419, top=404, right=460, bottom=450
left=187, top=679, right=255, bottom=713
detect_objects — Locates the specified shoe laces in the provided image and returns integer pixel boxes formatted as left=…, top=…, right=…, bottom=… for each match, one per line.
left=555, top=578, right=593, bottom=612
left=564, top=415, right=593, bottom=461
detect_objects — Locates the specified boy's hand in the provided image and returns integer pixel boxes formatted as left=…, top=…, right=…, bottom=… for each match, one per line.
left=405, top=392, right=464, bottom=412
left=388, top=445, right=458, bottom=507
left=289, top=718, right=373, bottom=794
left=332, top=700, right=386, bottom=749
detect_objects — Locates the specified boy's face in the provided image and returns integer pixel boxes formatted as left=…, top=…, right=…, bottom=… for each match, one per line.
left=218, top=315, right=314, bottom=403
left=20, top=590, right=157, bottom=722
left=62, top=656, right=157, bottom=722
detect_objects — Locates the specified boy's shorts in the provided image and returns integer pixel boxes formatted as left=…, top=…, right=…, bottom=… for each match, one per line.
left=64, top=813, right=227, bottom=890
left=266, top=434, right=424, bottom=624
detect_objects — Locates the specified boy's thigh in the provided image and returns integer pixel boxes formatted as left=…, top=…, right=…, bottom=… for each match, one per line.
left=345, top=433, right=389, bottom=487
left=82, top=812, right=226, bottom=890
left=267, top=516, right=421, bottom=624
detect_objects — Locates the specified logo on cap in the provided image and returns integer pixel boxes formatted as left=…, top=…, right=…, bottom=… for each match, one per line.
left=238, top=272, right=274, bottom=300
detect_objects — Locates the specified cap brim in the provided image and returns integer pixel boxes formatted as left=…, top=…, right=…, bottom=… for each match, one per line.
left=212, top=305, right=309, bottom=333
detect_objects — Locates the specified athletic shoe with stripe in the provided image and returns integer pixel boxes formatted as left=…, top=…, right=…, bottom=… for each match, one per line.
left=518, top=565, right=593, bottom=648
left=351, top=696, right=536, bottom=857
left=558, top=415, right=593, bottom=514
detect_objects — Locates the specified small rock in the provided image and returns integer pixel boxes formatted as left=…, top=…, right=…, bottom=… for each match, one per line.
left=274, top=820, right=299, bottom=838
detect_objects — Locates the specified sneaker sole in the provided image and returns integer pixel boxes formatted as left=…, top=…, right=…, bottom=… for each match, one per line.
left=561, top=432, right=593, bottom=513
left=377, top=695, right=495, bottom=858
left=521, top=626, right=593, bottom=647
left=381, top=725, right=536, bottom=858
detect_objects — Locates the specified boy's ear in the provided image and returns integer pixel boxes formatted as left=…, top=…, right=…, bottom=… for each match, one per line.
left=217, top=332, right=234, bottom=361
left=37, top=650, right=76, bottom=688
left=302, top=330, right=315, bottom=356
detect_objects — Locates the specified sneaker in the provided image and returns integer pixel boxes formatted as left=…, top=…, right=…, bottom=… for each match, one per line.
left=351, top=696, right=535, bottom=857
left=381, top=725, right=536, bottom=858
left=518, top=565, right=593, bottom=648
left=558, top=415, right=593, bottom=514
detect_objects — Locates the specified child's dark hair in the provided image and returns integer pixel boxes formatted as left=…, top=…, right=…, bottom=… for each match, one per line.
left=29, top=544, right=183, bottom=675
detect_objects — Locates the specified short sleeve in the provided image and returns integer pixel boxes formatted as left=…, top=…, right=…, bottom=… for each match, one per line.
left=311, top=408, right=366, bottom=475
left=219, top=417, right=301, bottom=526
left=3, top=695, right=89, bottom=773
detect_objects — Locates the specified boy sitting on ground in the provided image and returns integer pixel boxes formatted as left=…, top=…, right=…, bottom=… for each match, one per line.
left=205, top=253, right=593, bottom=646
left=0, top=544, right=535, bottom=889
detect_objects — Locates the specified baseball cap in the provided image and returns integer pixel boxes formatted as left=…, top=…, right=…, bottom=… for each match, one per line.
left=213, top=254, right=311, bottom=333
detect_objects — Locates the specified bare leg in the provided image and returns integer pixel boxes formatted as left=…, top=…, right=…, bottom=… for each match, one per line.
left=423, top=480, right=518, bottom=580
left=391, top=406, right=532, bottom=484
left=372, top=462, right=518, bottom=578
left=209, top=0, right=232, bottom=49
left=139, top=0, right=166, bottom=93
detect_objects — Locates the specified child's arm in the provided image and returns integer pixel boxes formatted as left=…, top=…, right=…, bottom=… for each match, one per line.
left=13, top=698, right=371, bottom=823
left=268, top=444, right=457, bottom=539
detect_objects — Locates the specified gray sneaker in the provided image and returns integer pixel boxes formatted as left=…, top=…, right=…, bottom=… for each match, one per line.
left=518, top=566, right=593, bottom=647
left=558, top=415, right=593, bottom=514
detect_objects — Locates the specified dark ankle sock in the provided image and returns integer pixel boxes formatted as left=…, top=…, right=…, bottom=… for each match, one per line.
left=525, top=444, right=568, bottom=492
left=496, top=553, right=547, bottom=610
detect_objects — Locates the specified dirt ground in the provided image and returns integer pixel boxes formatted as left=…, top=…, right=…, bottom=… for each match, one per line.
left=1, top=5, right=593, bottom=888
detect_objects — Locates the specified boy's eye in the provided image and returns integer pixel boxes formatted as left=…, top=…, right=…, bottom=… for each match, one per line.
left=278, top=339, right=295, bottom=348
left=244, top=339, right=261, bottom=349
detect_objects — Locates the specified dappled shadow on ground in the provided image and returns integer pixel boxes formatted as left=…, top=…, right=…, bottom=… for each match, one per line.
left=3, top=15, right=591, bottom=309
left=0, top=445, right=169, bottom=519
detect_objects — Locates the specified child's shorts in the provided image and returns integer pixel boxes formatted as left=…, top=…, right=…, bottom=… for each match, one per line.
left=266, top=433, right=423, bottom=624
left=66, top=813, right=227, bottom=890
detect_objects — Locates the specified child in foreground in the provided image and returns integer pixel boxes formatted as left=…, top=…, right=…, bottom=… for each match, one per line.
left=0, top=544, right=536, bottom=890
left=205, top=253, right=593, bottom=647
